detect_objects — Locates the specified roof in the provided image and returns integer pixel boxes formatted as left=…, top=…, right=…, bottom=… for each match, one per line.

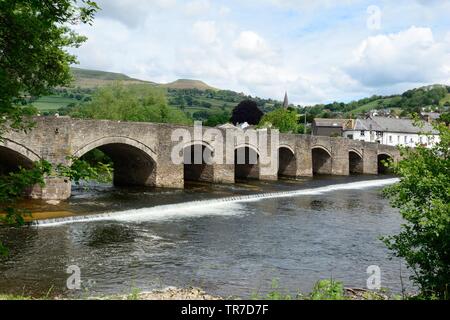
left=349, top=117, right=438, bottom=134
left=421, top=112, right=441, bottom=120
left=217, top=123, right=238, bottom=129
left=313, top=118, right=353, bottom=129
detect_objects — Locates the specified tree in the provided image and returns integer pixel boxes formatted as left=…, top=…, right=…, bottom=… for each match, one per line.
left=0, top=0, right=99, bottom=255
left=258, top=108, right=300, bottom=133
left=204, top=111, right=231, bottom=127
left=382, top=123, right=450, bottom=299
left=438, top=112, right=450, bottom=126
left=74, top=83, right=192, bottom=125
left=0, top=0, right=99, bottom=135
left=230, top=100, right=263, bottom=125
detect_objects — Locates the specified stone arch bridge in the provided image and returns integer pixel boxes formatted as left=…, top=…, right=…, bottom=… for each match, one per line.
left=1, top=117, right=400, bottom=200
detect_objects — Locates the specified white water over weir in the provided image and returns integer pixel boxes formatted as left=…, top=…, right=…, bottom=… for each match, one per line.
left=33, top=178, right=399, bottom=227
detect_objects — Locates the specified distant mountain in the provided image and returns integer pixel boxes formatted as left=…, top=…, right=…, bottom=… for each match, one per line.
left=161, top=79, right=217, bottom=91
left=70, top=67, right=155, bottom=88
left=36, top=68, right=448, bottom=122
left=70, top=67, right=216, bottom=91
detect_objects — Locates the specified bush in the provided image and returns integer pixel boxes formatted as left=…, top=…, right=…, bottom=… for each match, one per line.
left=382, top=123, right=450, bottom=299
left=309, top=280, right=346, bottom=300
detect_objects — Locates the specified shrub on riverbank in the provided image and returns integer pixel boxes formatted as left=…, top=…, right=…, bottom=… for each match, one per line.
left=382, top=122, right=450, bottom=300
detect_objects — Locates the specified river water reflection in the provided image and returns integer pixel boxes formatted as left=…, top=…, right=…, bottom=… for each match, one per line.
left=0, top=175, right=412, bottom=298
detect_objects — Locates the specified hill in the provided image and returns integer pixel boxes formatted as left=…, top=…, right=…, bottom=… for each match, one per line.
left=161, top=79, right=217, bottom=91
left=306, top=84, right=450, bottom=120
left=70, top=68, right=216, bottom=91
left=70, top=67, right=155, bottom=88
left=32, top=68, right=449, bottom=125
left=33, top=68, right=280, bottom=119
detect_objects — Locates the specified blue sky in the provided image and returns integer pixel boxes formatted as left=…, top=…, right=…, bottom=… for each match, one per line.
left=72, top=0, right=450, bottom=105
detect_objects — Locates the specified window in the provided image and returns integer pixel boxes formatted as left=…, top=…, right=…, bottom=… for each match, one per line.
left=404, top=136, right=407, bottom=144
left=360, top=130, right=365, bottom=136
left=389, top=135, right=393, bottom=143
left=347, top=134, right=354, bottom=139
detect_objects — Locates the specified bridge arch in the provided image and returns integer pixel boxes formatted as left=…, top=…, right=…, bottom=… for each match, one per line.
left=349, top=149, right=363, bottom=174
left=311, top=146, right=332, bottom=175
left=73, top=136, right=158, bottom=187
left=234, top=145, right=260, bottom=180
left=0, top=140, right=40, bottom=175
left=182, top=142, right=215, bottom=183
left=278, top=146, right=297, bottom=178
left=377, top=153, right=393, bottom=174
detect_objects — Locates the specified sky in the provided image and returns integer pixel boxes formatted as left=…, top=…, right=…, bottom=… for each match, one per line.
left=71, top=0, right=450, bottom=105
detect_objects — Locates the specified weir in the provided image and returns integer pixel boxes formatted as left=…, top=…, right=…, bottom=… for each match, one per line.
left=1, top=117, right=401, bottom=200
left=33, top=178, right=399, bottom=227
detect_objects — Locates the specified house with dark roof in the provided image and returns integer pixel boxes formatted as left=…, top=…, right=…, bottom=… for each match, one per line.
left=312, top=118, right=354, bottom=137
left=342, top=116, right=439, bottom=148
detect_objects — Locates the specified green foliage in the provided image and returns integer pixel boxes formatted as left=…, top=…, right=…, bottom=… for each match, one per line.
left=309, top=279, right=346, bottom=300
left=306, top=85, right=449, bottom=118
left=382, top=123, right=450, bottom=299
left=0, top=0, right=99, bottom=134
left=127, top=287, right=141, bottom=300
left=0, top=160, right=52, bottom=221
left=438, top=112, right=450, bottom=126
left=204, top=111, right=231, bottom=127
left=0, top=157, right=112, bottom=255
left=0, top=0, right=100, bottom=255
left=56, top=157, right=113, bottom=185
left=0, top=160, right=52, bottom=254
left=71, top=83, right=192, bottom=125
left=251, top=279, right=349, bottom=300
left=251, top=279, right=295, bottom=300
left=259, top=108, right=301, bottom=133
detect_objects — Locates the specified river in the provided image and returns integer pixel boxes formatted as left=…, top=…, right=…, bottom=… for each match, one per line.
left=0, top=175, right=412, bottom=298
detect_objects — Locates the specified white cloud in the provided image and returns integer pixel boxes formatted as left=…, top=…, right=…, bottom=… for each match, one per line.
left=71, top=1, right=450, bottom=105
left=184, top=0, right=211, bottom=16
left=233, top=31, right=275, bottom=61
left=345, top=26, right=450, bottom=87
left=192, top=21, right=218, bottom=45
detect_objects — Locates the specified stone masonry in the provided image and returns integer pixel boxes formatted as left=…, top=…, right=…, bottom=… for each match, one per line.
left=1, top=117, right=401, bottom=200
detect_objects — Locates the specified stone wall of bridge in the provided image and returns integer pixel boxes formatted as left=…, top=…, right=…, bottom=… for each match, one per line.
left=1, top=117, right=401, bottom=200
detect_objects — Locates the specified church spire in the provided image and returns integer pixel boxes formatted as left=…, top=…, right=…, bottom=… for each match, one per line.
left=283, top=91, right=289, bottom=108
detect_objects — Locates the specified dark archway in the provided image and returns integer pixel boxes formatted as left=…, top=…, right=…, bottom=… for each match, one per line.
left=312, top=147, right=332, bottom=175
left=183, top=144, right=214, bottom=183
left=0, top=146, right=34, bottom=175
left=349, top=151, right=363, bottom=174
left=234, top=146, right=259, bottom=180
left=377, top=154, right=393, bottom=174
left=278, top=147, right=297, bottom=178
left=78, top=143, right=157, bottom=187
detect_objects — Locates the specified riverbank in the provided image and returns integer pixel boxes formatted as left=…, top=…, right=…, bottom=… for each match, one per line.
left=0, top=285, right=403, bottom=300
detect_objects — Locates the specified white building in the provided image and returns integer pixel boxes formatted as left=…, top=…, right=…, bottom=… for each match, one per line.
left=343, top=116, right=439, bottom=148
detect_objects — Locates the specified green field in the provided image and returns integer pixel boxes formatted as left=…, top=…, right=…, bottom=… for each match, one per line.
left=440, top=93, right=450, bottom=106
left=32, top=95, right=79, bottom=111
left=351, top=97, right=399, bottom=114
